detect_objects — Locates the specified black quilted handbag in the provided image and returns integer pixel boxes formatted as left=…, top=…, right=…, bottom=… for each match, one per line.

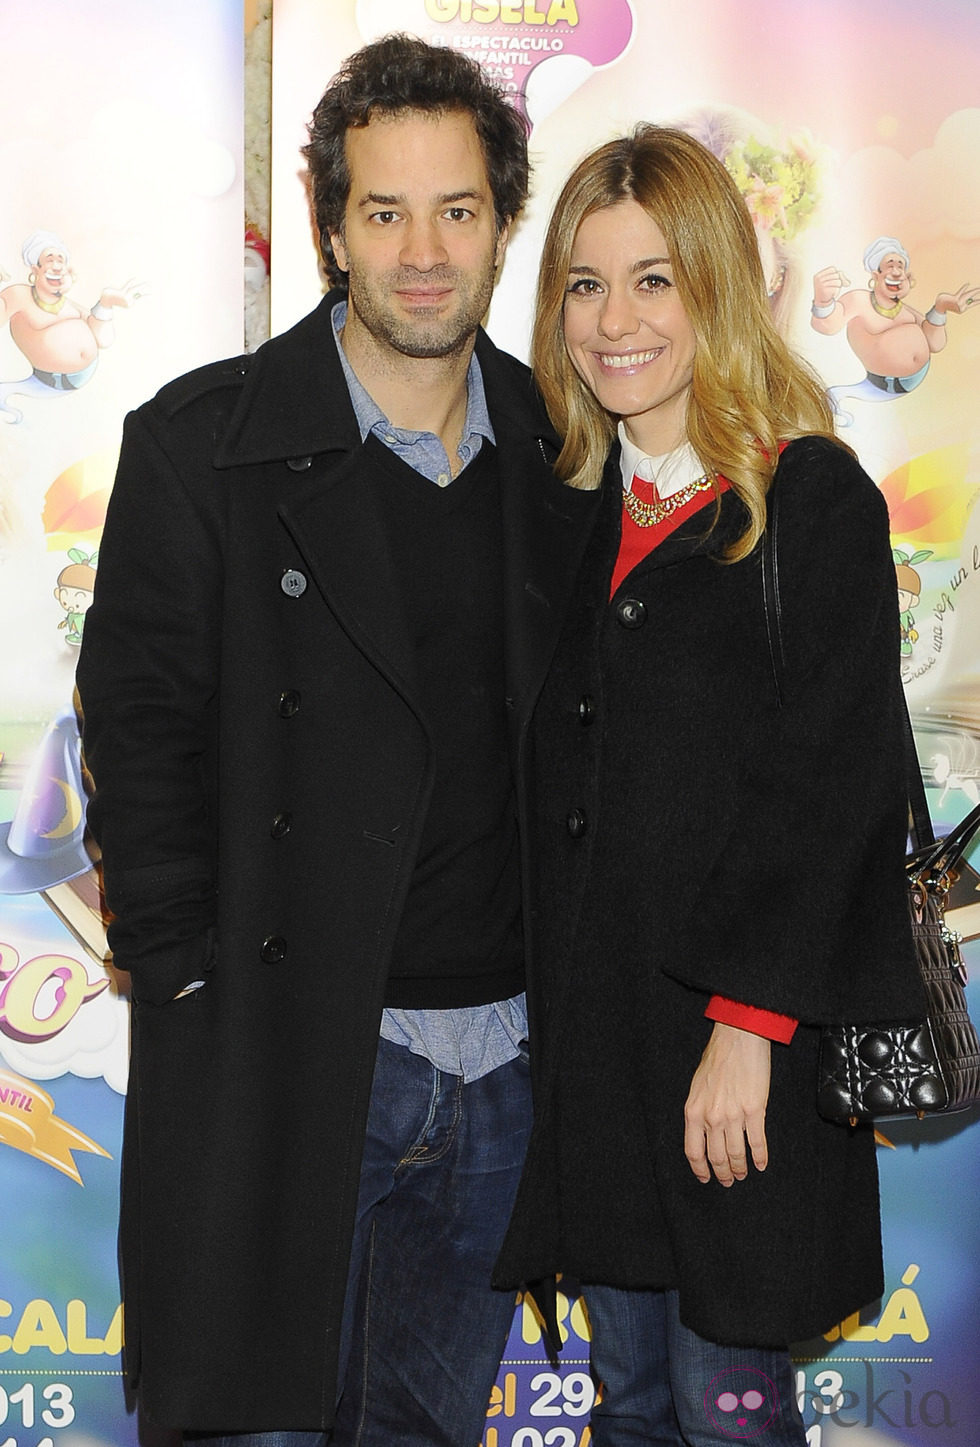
left=762, top=480, right=980, bottom=1126
left=816, top=806, right=980, bottom=1124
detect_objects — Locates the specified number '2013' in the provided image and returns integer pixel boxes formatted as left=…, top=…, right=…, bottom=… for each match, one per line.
left=0, top=1383, right=75, bottom=1429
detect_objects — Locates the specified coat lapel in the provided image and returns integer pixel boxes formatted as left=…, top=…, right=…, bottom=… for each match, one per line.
left=210, top=297, right=600, bottom=734
left=477, top=332, right=601, bottom=737
left=213, top=293, right=424, bottom=716
left=277, top=453, right=424, bottom=719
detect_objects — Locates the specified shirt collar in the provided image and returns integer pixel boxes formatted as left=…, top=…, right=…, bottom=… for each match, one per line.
left=618, top=422, right=706, bottom=500
left=331, top=299, right=495, bottom=452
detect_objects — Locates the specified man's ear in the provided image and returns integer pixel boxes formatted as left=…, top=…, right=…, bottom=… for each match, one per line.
left=329, top=231, right=349, bottom=274
left=494, top=221, right=511, bottom=271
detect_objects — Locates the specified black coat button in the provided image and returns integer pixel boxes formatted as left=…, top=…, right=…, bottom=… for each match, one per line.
left=286, top=455, right=313, bottom=471
left=566, top=808, right=587, bottom=838
left=270, top=811, right=292, bottom=839
left=616, top=597, right=646, bottom=629
left=278, top=689, right=301, bottom=717
left=281, top=569, right=307, bottom=597
left=578, top=694, right=596, bottom=726
left=260, top=935, right=287, bottom=964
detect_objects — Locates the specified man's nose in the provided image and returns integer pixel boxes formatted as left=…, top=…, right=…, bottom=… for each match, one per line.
left=400, top=220, right=448, bottom=272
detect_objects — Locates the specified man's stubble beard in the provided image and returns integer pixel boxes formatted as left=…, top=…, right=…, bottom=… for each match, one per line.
left=344, top=261, right=498, bottom=361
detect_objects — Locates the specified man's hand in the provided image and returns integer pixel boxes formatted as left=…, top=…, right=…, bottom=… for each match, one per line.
left=683, top=1021, right=771, bottom=1187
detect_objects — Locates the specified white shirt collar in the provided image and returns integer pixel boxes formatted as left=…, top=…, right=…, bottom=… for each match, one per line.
left=618, top=423, right=706, bottom=500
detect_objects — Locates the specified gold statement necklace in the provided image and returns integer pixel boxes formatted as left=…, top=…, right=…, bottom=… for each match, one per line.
left=622, top=470, right=716, bottom=528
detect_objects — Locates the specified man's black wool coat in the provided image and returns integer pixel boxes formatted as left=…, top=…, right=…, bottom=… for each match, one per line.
left=77, top=295, right=599, bottom=1429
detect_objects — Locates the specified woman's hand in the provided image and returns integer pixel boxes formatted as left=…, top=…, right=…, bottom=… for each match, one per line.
left=683, top=1022, right=771, bottom=1186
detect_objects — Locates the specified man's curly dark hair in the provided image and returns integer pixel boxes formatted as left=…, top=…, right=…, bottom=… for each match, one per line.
left=302, top=33, right=530, bottom=290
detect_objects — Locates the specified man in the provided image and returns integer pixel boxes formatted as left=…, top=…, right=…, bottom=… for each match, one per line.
left=77, top=34, right=597, bottom=1447
left=810, top=235, right=979, bottom=424
left=0, top=231, right=143, bottom=421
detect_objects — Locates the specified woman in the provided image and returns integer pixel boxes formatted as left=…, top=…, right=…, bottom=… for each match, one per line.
left=493, top=127, right=925, bottom=1445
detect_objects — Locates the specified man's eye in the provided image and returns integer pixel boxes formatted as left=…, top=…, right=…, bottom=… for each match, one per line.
left=445, top=207, right=472, bottom=222
left=370, top=211, right=399, bottom=225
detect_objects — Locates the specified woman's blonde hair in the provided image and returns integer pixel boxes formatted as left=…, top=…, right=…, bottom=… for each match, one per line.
left=533, top=125, right=845, bottom=559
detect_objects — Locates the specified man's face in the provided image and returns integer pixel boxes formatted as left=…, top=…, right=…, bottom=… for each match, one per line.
left=329, top=108, right=508, bottom=364
left=872, top=252, right=911, bottom=306
left=33, top=248, right=71, bottom=303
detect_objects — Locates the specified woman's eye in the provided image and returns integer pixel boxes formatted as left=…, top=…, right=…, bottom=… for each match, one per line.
left=567, top=278, right=601, bottom=296
left=640, top=272, right=672, bottom=292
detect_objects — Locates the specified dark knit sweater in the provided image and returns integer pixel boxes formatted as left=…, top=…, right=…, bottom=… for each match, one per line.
left=368, top=436, right=523, bottom=1008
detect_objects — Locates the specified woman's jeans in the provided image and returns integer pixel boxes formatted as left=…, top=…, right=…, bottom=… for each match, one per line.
left=584, top=1284, right=806, bottom=1446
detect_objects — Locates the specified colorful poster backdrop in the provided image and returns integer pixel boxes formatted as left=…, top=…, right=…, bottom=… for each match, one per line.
left=270, top=1, right=980, bottom=1444
left=0, top=3, right=243, bottom=1446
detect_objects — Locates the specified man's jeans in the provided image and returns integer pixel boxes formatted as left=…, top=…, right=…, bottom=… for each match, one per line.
left=187, top=1034, right=531, bottom=1447
left=584, top=1285, right=806, bottom=1446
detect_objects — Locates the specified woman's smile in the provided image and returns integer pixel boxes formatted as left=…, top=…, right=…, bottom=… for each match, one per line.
left=563, top=199, right=696, bottom=455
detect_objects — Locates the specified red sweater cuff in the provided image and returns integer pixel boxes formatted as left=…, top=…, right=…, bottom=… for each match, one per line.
left=706, top=995, right=798, bottom=1044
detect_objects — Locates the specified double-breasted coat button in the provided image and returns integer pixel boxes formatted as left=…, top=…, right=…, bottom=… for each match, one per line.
left=615, top=597, right=646, bottom=629
left=278, top=689, right=301, bottom=717
left=260, top=935, right=287, bottom=964
left=270, top=811, right=292, bottom=839
left=281, top=568, right=307, bottom=598
left=566, top=808, right=588, bottom=838
left=286, top=455, right=313, bottom=471
left=578, top=694, right=596, bottom=726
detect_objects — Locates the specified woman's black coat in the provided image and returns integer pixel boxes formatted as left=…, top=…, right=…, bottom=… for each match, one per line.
left=495, top=436, right=925, bottom=1348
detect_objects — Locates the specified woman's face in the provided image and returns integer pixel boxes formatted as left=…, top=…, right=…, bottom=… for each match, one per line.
left=562, top=199, right=696, bottom=457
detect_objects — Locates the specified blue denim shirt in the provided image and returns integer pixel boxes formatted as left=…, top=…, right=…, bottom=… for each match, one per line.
left=331, top=302, right=527, bottom=1082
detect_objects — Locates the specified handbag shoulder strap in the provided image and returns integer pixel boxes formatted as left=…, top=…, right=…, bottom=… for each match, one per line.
left=908, top=797, right=980, bottom=878
left=902, top=702, right=934, bottom=851
left=762, top=475, right=935, bottom=851
left=761, top=476, right=785, bottom=708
